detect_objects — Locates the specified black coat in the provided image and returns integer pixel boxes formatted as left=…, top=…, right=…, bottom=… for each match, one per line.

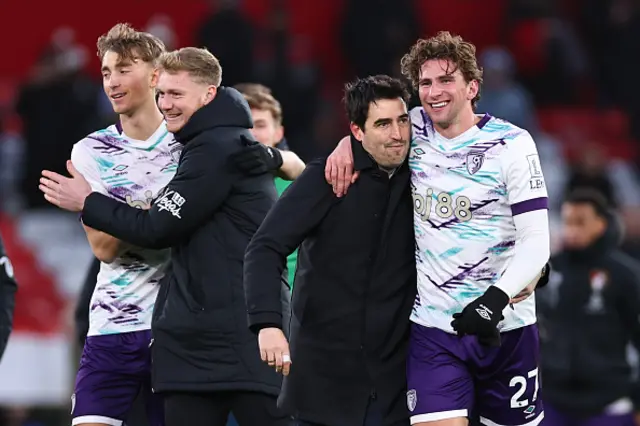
left=537, top=219, right=640, bottom=415
left=0, top=234, right=16, bottom=361
left=244, top=137, right=417, bottom=425
left=81, top=87, right=287, bottom=395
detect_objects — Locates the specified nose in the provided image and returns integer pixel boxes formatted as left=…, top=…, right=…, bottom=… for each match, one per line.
left=390, top=122, right=402, bottom=140
left=428, top=82, right=443, bottom=99
left=107, top=74, right=120, bottom=90
left=157, top=96, right=172, bottom=112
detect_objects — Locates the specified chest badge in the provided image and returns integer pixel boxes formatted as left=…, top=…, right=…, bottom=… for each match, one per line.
left=466, top=152, right=485, bottom=175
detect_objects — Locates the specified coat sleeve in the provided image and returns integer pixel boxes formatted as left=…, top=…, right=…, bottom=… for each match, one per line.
left=244, top=160, right=335, bottom=332
left=0, top=233, right=17, bottom=361
left=615, top=256, right=640, bottom=410
left=80, top=137, right=237, bottom=249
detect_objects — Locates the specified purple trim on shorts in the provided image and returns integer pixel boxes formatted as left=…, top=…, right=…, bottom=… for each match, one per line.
left=511, top=197, right=548, bottom=216
left=476, top=113, right=492, bottom=129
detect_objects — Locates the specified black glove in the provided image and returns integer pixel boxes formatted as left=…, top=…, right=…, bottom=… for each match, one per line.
left=535, top=262, right=552, bottom=289
left=231, top=136, right=283, bottom=175
left=451, top=286, right=509, bottom=347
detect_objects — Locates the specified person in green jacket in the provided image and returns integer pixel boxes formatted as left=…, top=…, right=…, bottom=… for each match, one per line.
left=235, top=83, right=305, bottom=288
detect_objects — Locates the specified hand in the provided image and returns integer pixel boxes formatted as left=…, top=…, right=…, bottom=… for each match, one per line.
left=231, top=136, right=283, bottom=175
left=39, top=160, right=92, bottom=212
left=324, top=135, right=359, bottom=197
left=510, top=283, right=535, bottom=304
left=451, top=286, right=510, bottom=347
left=510, top=263, right=550, bottom=303
left=258, top=327, right=292, bottom=376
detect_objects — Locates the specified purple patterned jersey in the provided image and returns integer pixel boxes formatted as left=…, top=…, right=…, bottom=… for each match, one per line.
left=71, top=122, right=181, bottom=336
left=409, top=107, right=548, bottom=333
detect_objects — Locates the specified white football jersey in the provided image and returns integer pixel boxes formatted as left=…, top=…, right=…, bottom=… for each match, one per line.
left=72, top=122, right=181, bottom=336
left=409, top=107, right=548, bottom=333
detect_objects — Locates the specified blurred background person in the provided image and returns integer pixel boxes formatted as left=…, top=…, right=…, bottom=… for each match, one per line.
left=538, top=189, right=640, bottom=426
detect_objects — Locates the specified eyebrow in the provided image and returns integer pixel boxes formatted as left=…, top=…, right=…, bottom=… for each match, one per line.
left=419, top=74, right=455, bottom=84
left=101, top=61, right=134, bottom=72
left=373, top=113, right=409, bottom=126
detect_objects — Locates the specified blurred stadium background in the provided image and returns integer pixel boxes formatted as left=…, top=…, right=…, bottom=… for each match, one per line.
left=1, top=0, right=640, bottom=424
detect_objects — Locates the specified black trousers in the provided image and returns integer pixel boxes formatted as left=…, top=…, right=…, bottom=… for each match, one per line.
left=164, top=391, right=289, bottom=426
left=292, top=396, right=410, bottom=426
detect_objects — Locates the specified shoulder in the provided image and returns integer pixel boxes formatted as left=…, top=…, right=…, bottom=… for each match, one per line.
left=71, top=126, right=117, bottom=167
left=484, top=117, right=535, bottom=150
left=186, top=127, right=252, bottom=157
left=609, top=251, right=640, bottom=279
left=297, top=158, right=328, bottom=181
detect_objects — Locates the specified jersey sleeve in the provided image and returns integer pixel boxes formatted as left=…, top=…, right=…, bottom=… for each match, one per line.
left=70, top=142, right=110, bottom=196
left=501, top=131, right=549, bottom=216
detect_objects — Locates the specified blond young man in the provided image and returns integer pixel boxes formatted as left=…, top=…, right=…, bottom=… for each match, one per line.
left=41, top=47, right=288, bottom=426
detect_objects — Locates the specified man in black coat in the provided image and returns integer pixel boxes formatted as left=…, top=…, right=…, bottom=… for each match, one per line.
left=0, top=233, right=16, bottom=361
left=537, top=189, right=640, bottom=426
left=244, top=75, right=415, bottom=426
left=38, top=47, right=288, bottom=426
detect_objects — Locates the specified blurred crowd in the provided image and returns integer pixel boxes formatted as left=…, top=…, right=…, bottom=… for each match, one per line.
left=2, top=0, right=640, bottom=425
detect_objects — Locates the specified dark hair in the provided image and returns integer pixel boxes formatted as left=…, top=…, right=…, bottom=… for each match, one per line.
left=564, top=188, right=611, bottom=219
left=343, top=75, right=410, bottom=129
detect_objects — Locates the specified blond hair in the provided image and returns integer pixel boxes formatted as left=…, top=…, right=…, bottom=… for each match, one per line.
left=400, top=31, right=484, bottom=108
left=157, top=47, right=222, bottom=86
left=234, top=83, right=282, bottom=125
left=96, top=23, right=165, bottom=63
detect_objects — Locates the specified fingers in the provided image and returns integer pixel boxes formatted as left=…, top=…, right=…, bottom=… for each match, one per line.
left=39, top=178, right=61, bottom=207
left=274, top=351, right=283, bottom=373
left=351, top=171, right=360, bottom=184
left=43, top=193, right=60, bottom=207
left=282, top=353, right=291, bottom=376
left=325, top=159, right=333, bottom=183
left=66, top=160, right=78, bottom=177
left=262, top=349, right=292, bottom=375
left=41, top=170, right=66, bottom=183
left=329, top=162, right=339, bottom=193
left=266, top=350, right=276, bottom=367
left=336, top=164, right=347, bottom=197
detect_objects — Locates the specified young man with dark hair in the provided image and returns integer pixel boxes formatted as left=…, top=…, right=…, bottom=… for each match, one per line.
left=244, top=74, right=414, bottom=426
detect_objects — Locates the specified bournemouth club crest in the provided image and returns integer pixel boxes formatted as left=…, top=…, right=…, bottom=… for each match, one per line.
left=466, top=152, right=485, bottom=175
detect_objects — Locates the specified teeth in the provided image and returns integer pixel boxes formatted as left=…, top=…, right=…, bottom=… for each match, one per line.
left=432, top=102, right=448, bottom=108
left=112, top=94, right=125, bottom=99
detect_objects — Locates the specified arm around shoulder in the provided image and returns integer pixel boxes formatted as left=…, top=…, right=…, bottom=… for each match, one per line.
left=276, top=150, right=306, bottom=180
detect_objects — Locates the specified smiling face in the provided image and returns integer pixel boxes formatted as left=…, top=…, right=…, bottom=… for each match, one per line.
left=418, top=58, right=479, bottom=132
left=350, top=97, right=410, bottom=169
left=156, top=69, right=217, bottom=132
left=101, top=50, right=158, bottom=116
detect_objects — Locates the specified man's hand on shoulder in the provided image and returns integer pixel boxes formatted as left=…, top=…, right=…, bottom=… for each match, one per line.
left=325, top=135, right=359, bottom=197
left=231, top=135, right=283, bottom=175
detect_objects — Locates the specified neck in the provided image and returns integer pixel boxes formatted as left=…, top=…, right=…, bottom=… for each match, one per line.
left=434, top=107, right=480, bottom=139
left=119, top=97, right=164, bottom=140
